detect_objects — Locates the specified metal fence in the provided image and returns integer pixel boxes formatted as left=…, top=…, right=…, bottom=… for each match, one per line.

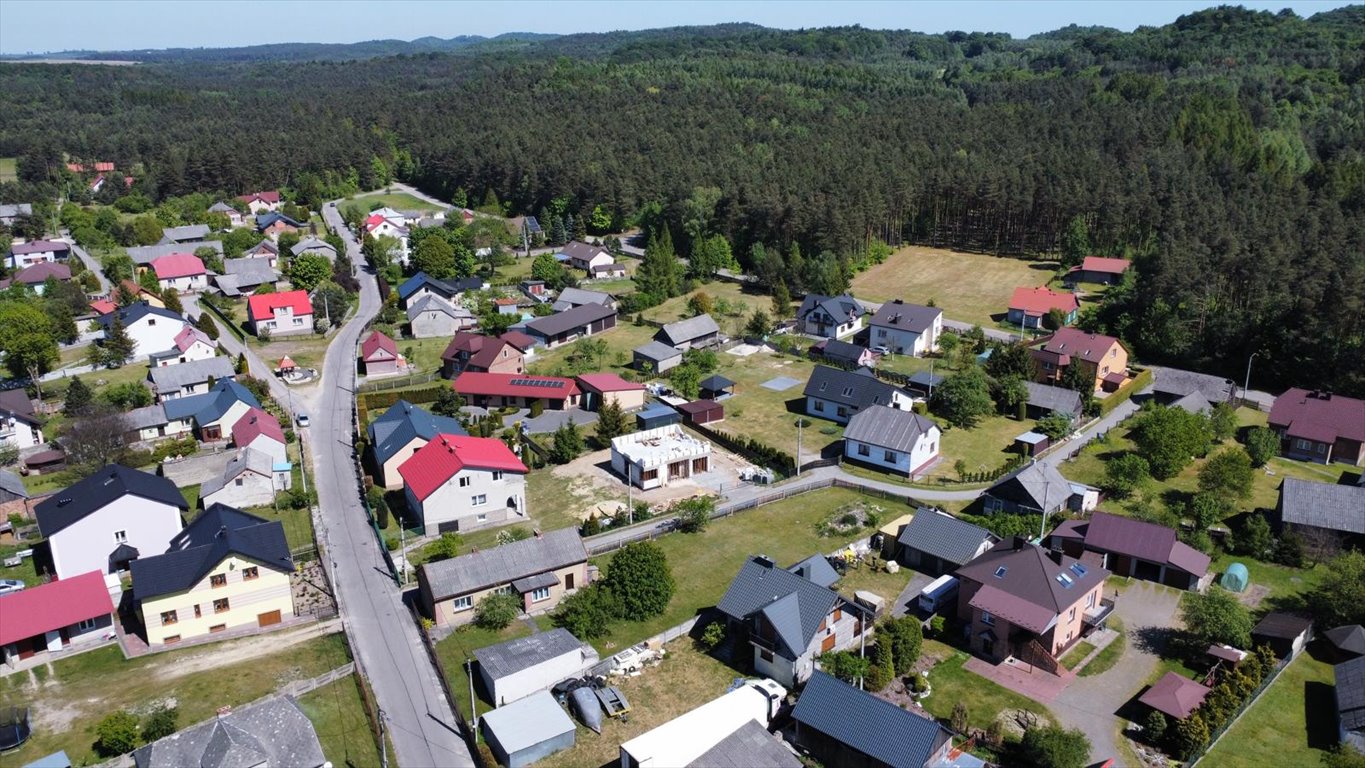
left=1187, top=655, right=1291, bottom=766
left=359, top=370, right=441, bottom=393
left=280, top=662, right=357, bottom=697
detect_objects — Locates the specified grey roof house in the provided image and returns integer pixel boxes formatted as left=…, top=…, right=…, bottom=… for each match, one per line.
left=867, top=299, right=943, bottom=357
left=132, top=694, right=324, bottom=768
left=1023, top=381, right=1083, bottom=421
left=418, top=528, right=589, bottom=627
left=804, top=366, right=913, bottom=425
left=128, top=240, right=222, bottom=266
left=148, top=356, right=236, bottom=401
left=690, top=720, right=802, bottom=768
left=633, top=340, right=684, bottom=374
left=1151, top=367, right=1235, bottom=406
left=475, top=627, right=600, bottom=706
left=525, top=302, right=616, bottom=349
left=131, top=505, right=292, bottom=603
left=983, top=462, right=1082, bottom=516
left=481, top=691, right=577, bottom=768
left=551, top=286, right=617, bottom=312
left=896, top=508, right=998, bottom=575
left=656, top=313, right=721, bottom=350
left=797, top=293, right=867, bottom=339
left=158, top=224, right=211, bottom=244
left=290, top=236, right=337, bottom=259
left=1277, top=477, right=1365, bottom=540
left=1336, top=655, right=1365, bottom=755
left=214, top=256, right=281, bottom=297
left=842, top=405, right=942, bottom=478
left=792, top=670, right=954, bottom=768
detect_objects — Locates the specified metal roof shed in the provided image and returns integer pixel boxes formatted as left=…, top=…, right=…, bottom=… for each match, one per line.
left=480, top=691, right=576, bottom=768
left=678, top=399, right=724, bottom=425
left=636, top=402, right=681, bottom=431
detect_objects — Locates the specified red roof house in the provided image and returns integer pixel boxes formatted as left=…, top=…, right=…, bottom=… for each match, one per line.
left=1068, top=256, right=1132, bottom=285
left=89, top=298, right=117, bottom=316
left=452, top=372, right=581, bottom=410
left=231, top=407, right=288, bottom=464
left=1007, top=287, right=1080, bottom=329
left=1029, top=327, right=1129, bottom=392
left=1047, top=511, right=1210, bottom=590
left=397, top=434, right=529, bottom=535
left=150, top=253, right=205, bottom=280
left=500, top=331, right=536, bottom=352
left=1, top=261, right=72, bottom=293
left=247, top=290, right=313, bottom=337
left=361, top=331, right=404, bottom=377
left=1268, top=389, right=1365, bottom=466
left=237, top=191, right=282, bottom=213
left=0, top=570, right=114, bottom=663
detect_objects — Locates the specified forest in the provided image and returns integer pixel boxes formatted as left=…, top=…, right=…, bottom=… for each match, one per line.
left=0, top=6, right=1362, bottom=395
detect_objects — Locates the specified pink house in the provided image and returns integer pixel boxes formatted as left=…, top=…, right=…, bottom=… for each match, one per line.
left=361, top=331, right=404, bottom=377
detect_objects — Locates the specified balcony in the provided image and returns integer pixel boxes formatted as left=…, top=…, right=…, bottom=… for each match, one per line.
left=1083, top=598, right=1115, bottom=628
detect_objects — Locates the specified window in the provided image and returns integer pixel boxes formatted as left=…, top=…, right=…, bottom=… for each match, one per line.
left=242, top=567, right=259, bottom=581
left=993, top=566, right=1008, bottom=579
left=210, top=574, right=227, bottom=588
left=1069, top=607, right=1076, bottom=622
left=148, top=318, right=156, bottom=326
left=160, top=610, right=178, bottom=626
left=857, top=443, right=870, bottom=457
left=492, top=471, right=503, bottom=481
left=210, top=624, right=226, bottom=633
left=1070, top=563, right=1088, bottom=578
left=814, top=400, right=825, bottom=412
left=213, top=598, right=231, bottom=613
left=234, top=478, right=244, bottom=487
left=459, top=476, right=471, bottom=487
left=114, top=530, right=128, bottom=543
left=194, top=605, right=202, bottom=618
left=77, top=617, right=99, bottom=631
left=471, top=494, right=487, bottom=506
left=884, top=450, right=896, bottom=463
left=981, top=611, right=995, bottom=626
left=842, top=386, right=854, bottom=397
left=293, top=317, right=305, bottom=325
left=476, top=513, right=487, bottom=523
left=452, top=596, right=473, bottom=611
left=642, top=468, right=658, bottom=481
left=1086, top=591, right=1097, bottom=608
left=759, top=648, right=774, bottom=663
left=164, top=635, right=181, bottom=644
left=1056, top=572, right=1074, bottom=587
left=531, top=586, right=552, bottom=602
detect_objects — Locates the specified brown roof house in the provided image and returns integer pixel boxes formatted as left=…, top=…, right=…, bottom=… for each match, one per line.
left=441, top=332, right=525, bottom=378
left=1029, top=328, right=1129, bottom=393
left=1046, top=511, right=1211, bottom=591
left=954, top=538, right=1111, bottom=671
left=1268, top=389, right=1365, bottom=466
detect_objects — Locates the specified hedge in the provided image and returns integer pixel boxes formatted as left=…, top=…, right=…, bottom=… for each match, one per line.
left=360, top=384, right=447, bottom=412
left=1099, top=366, right=1154, bottom=417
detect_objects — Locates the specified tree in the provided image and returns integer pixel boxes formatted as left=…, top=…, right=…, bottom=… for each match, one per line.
left=411, top=235, right=456, bottom=278
left=549, top=418, right=584, bottom=464
left=553, top=585, right=621, bottom=639
left=985, top=341, right=1033, bottom=380
left=0, top=302, right=59, bottom=379
left=312, top=281, right=348, bottom=327
left=530, top=252, right=568, bottom=288
left=882, top=616, right=923, bottom=674
left=289, top=253, right=332, bottom=291
left=603, top=542, right=675, bottom=620
left=1308, top=551, right=1365, bottom=627
left=667, top=362, right=701, bottom=400
left=1059, top=215, right=1090, bottom=269
left=101, top=313, right=136, bottom=367
left=1035, top=411, right=1074, bottom=440
left=687, top=291, right=714, bottom=317
left=819, top=650, right=870, bottom=685
left=138, top=266, right=161, bottom=296
left=1103, top=453, right=1149, bottom=498
left=690, top=233, right=734, bottom=280
left=1210, top=402, right=1238, bottom=441
left=1042, top=307, right=1068, bottom=331
left=432, top=387, right=464, bottom=418
left=64, top=376, right=93, bottom=416
left=595, top=399, right=629, bottom=441
left=673, top=496, right=714, bottom=533
left=995, top=376, right=1029, bottom=418
left=161, top=287, right=183, bottom=315
left=1018, top=725, right=1090, bottom=768
left=141, top=704, right=178, bottom=742
left=744, top=309, right=771, bottom=339
left=1243, top=426, right=1279, bottom=467
left=1181, top=587, right=1254, bottom=649
left=1130, top=405, right=1214, bottom=479
left=770, top=282, right=792, bottom=319
left=636, top=228, right=680, bottom=298
left=474, top=592, right=522, bottom=630
left=1143, top=710, right=1168, bottom=745
left=1171, top=711, right=1210, bottom=760
left=931, top=367, right=994, bottom=428
left=866, top=640, right=895, bottom=691
left=425, top=532, right=465, bottom=562
left=95, top=710, right=140, bottom=756
left=1197, top=447, right=1254, bottom=499
left=1325, top=746, right=1365, bottom=768
left=130, top=214, right=164, bottom=246
left=195, top=311, right=220, bottom=340
left=102, top=381, right=153, bottom=411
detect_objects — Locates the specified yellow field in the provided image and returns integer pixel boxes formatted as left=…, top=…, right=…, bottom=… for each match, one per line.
left=852, top=246, right=1059, bottom=327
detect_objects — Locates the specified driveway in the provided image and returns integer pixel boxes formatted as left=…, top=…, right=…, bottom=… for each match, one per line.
left=518, top=406, right=599, bottom=435
left=1050, top=581, right=1182, bottom=766
left=891, top=569, right=937, bottom=617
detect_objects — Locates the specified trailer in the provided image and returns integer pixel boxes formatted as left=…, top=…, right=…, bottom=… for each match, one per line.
left=918, top=574, right=959, bottom=614
left=619, top=679, right=786, bottom=768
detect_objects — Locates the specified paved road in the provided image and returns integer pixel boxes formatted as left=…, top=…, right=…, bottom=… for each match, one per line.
left=317, top=196, right=475, bottom=767
left=64, top=236, right=112, bottom=293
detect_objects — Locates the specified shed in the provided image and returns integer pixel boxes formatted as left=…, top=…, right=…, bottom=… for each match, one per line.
left=1220, top=562, right=1249, bottom=593
left=1014, top=430, right=1049, bottom=457
left=699, top=374, right=736, bottom=401
left=1138, top=672, right=1211, bottom=720
left=906, top=371, right=946, bottom=396
left=636, top=402, right=681, bottom=431
left=678, top=399, right=724, bottom=425
left=1325, top=625, right=1365, bottom=661
left=480, top=691, right=576, bottom=768
left=1252, top=612, right=1314, bottom=659
left=475, top=628, right=600, bottom=706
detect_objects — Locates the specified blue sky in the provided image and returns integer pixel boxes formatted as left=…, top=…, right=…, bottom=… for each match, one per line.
left=0, top=0, right=1354, bottom=55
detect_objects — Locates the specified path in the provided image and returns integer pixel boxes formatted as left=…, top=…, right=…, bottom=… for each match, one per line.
left=63, top=235, right=112, bottom=293
left=314, top=195, right=474, bottom=767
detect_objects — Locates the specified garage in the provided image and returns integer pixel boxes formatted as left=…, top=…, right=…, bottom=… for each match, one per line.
left=257, top=610, right=282, bottom=627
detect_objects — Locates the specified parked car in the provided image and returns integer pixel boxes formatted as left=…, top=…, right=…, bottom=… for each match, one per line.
left=0, top=579, right=26, bottom=596
left=871, top=345, right=891, bottom=355
left=296, top=413, right=310, bottom=427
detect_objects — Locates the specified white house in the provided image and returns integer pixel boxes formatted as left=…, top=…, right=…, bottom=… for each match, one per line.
left=208, top=201, right=245, bottom=228
left=97, top=303, right=192, bottom=361
left=237, top=191, right=281, bottom=214
left=0, top=389, right=43, bottom=451
left=364, top=214, right=410, bottom=263
left=6, top=240, right=71, bottom=269
left=200, top=448, right=292, bottom=509
left=231, top=407, right=288, bottom=465
left=161, top=379, right=261, bottom=442
left=796, top=294, right=867, bottom=340
left=867, top=299, right=943, bottom=357
left=610, top=425, right=712, bottom=490
left=149, top=325, right=218, bottom=367
left=148, top=356, right=236, bottom=401
left=398, top=434, right=529, bottom=536
left=802, top=365, right=913, bottom=425
left=124, top=404, right=194, bottom=443
left=842, top=405, right=942, bottom=478
left=247, top=290, right=314, bottom=337
left=150, top=253, right=209, bottom=293
left=475, top=628, right=600, bottom=707
left=407, top=294, right=476, bottom=338
left=559, top=241, right=613, bottom=272
left=34, top=465, right=188, bottom=578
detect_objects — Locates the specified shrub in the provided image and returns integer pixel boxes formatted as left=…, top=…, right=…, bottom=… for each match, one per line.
left=699, top=621, right=725, bottom=650
left=603, top=542, right=675, bottom=620
left=866, top=642, right=895, bottom=691
left=950, top=702, right=970, bottom=734
left=929, top=614, right=946, bottom=637
left=1244, top=426, right=1280, bottom=467
left=1018, top=725, right=1089, bottom=768
left=553, top=585, right=622, bottom=639
left=95, top=711, right=140, bottom=756
left=474, top=592, right=522, bottom=630
left=674, top=496, right=714, bottom=533
left=1143, top=710, right=1167, bottom=744
left=141, top=704, right=178, bottom=742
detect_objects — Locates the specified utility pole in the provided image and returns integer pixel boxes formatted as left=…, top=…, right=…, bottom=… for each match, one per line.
left=795, top=419, right=803, bottom=477
left=1243, top=351, right=1259, bottom=405
left=466, top=659, right=478, bottom=742
left=378, top=708, right=388, bottom=768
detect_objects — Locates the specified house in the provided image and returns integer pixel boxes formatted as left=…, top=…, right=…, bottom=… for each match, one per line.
left=148, top=356, right=235, bottom=401
left=398, top=271, right=458, bottom=307
left=1138, top=673, right=1211, bottom=721
left=0, top=388, right=44, bottom=451
left=1336, top=655, right=1365, bottom=754
left=481, top=691, right=578, bottom=768
left=453, top=372, right=581, bottom=410
left=441, top=333, right=525, bottom=378
left=133, top=695, right=325, bottom=768
left=983, top=462, right=1090, bottom=516
left=576, top=373, right=647, bottom=411
left=208, top=201, right=244, bottom=227
left=241, top=239, right=279, bottom=261
left=0, top=469, right=31, bottom=521
left=149, top=325, right=217, bottom=368
left=161, top=378, right=261, bottom=441
left=408, top=294, right=476, bottom=338
left=96, top=302, right=191, bottom=361
left=367, top=400, right=467, bottom=489
left=620, top=679, right=788, bottom=768
left=558, top=241, right=614, bottom=272
left=796, top=294, right=867, bottom=339
left=896, top=507, right=998, bottom=575
left=215, top=256, right=281, bottom=297
left=635, top=402, right=682, bottom=431
left=231, top=407, right=288, bottom=465
left=89, top=298, right=117, bottom=316
left=633, top=340, right=684, bottom=374
left=6, top=240, right=71, bottom=269
left=954, top=538, right=1111, bottom=666
left=361, top=331, right=404, bottom=377
left=199, top=449, right=293, bottom=519
left=1326, top=625, right=1365, bottom=663
left=1007, top=286, right=1080, bottom=330
left=34, top=465, right=188, bottom=578
left=247, top=290, right=314, bottom=337
left=1, top=262, right=71, bottom=295
left=520, top=279, right=549, bottom=303
left=610, top=425, right=711, bottom=490
left=1046, top=511, right=1211, bottom=590
left=398, top=433, right=529, bottom=535
left=1067, top=256, right=1132, bottom=286
left=475, top=628, right=600, bottom=707
left=116, top=279, right=165, bottom=308
left=236, top=190, right=282, bottom=214
left=842, top=405, right=941, bottom=478
left=0, top=202, right=33, bottom=226
left=1276, top=477, right=1365, bottom=545
left=803, top=365, right=913, bottom=425
left=1030, top=328, right=1130, bottom=392
left=524, top=302, right=617, bottom=349
left=1252, top=612, right=1314, bottom=659
left=501, top=330, right=537, bottom=357
left=364, top=212, right=409, bottom=247
left=698, top=374, right=736, bottom=401
left=256, top=212, right=306, bottom=240
left=867, top=300, right=943, bottom=357
left=158, top=224, right=211, bottom=245
left=128, top=240, right=222, bottom=267
left=656, top=314, right=720, bottom=351
left=811, top=339, right=876, bottom=368
left=1023, top=381, right=1084, bottom=421
left=494, top=297, right=521, bottom=315
left=679, top=399, right=724, bottom=425
left=792, top=670, right=955, bottom=768
left=290, top=236, right=336, bottom=260
left=1268, top=389, right=1365, bottom=466
left=1150, top=366, right=1235, bottom=408
left=0, top=571, right=114, bottom=669
left=589, top=262, right=627, bottom=279
left=124, top=404, right=193, bottom=444
left=131, top=504, right=295, bottom=646
left=551, top=286, right=618, bottom=312
left=418, top=528, right=587, bottom=627
left=716, top=554, right=864, bottom=687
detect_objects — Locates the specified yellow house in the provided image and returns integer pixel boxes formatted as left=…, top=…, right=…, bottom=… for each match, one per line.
left=130, top=504, right=295, bottom=646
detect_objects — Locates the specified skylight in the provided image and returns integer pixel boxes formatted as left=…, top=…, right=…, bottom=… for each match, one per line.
left=1070, top=563, right=1088, bottom=578
left=1056, top=572, right=1075, bottom=588
left=994, top=566, right=1007, bottom=579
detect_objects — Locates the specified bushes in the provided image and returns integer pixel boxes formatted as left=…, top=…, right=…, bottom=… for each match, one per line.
left=673, top=496, right=714, bottom=533
left=555, top=542, right=676, bottom=635
left=1243, top=426, right=1280, bottom=467
left=95, top=711, right=140, bottom=756
left=553, top=585, right=622, bottom=639
left=474, top=592, right=522, bottom=630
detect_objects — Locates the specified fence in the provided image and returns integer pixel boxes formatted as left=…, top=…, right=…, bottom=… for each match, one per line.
left=359, top=370, right=441, bottom=393
left=200, top=299, right=247, bottom=342
left=1187, top=655, right=1291, bottom=766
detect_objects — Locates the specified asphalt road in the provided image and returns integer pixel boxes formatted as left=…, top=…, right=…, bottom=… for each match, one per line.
left=314, top=199, right=475, bottom=767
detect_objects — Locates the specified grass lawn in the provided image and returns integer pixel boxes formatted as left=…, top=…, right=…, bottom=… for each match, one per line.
left=852, top=246, right=1059, bottom=328
left=836, top=560, right=915, bottom=607
left=1208, top=551, right=1324, bottom=612
left=0, top=633, right=351, bottom=766
left=527, top=321, right=658, bottom=378
left=920, top=639, right=1053, bottom=732
left=258, top=334, right=334, bottom=374
left=239, top=502, right=315, bottom=550
left=707, top=350, right=843, bottom=459
left=341, top=192, right=442, bottom=221
left=1198, top=648, right=1337, bottom=767
left=180, top=483, right=201, bottom=511
left=0, top=156, right=17, bottom=183
left=939, top=414, right=1036, bottom=479
left=433, top=622, right=533, bottom=723
left=1059, top=640, right=1097, bottom=671
left=296, top=674, right=383, bottom=768
left=389, top=335, right=451, bottom=377
left=1077, top=617, right=1125, bottom=677
left=0, top=543, right=42, bottom=586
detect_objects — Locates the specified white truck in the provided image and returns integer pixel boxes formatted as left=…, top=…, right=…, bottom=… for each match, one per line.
left=918, top=574, right=960, bottom=614
left=619, top=678, right=786, bottom=768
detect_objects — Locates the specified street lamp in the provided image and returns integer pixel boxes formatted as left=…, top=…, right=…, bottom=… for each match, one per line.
left=794, top=418, right=805, bottom=477
left=1243, top=351, right=1259, bottom=404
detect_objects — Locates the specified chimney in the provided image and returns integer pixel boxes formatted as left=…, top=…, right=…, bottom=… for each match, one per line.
left=1048, top=550, right=1064, bottom=566
left=216, top=705, right=232, bottom=718
left=1012, top=536, right=1027, bottom=552
left=755, top=554, right=775, bottom=568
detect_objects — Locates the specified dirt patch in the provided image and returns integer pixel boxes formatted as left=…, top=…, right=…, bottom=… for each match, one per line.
left=146, top=621, right=340, bottom=682
left=817, top=500, right=891, bottom=538
left=994, top=707, right=1046, bottom=740
left=1237, top=584, right=1270, bottom=608
left=292, top=560, right=336, bottom=616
